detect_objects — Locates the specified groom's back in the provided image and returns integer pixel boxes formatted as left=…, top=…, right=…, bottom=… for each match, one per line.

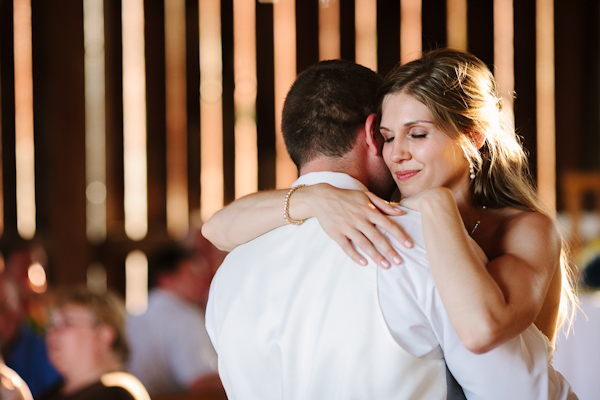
left=206, top=217, right=446, bottom=399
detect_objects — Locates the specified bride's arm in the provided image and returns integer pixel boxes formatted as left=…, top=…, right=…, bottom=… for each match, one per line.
left=402, top=187, right=560, bottom=353
left=201, top=183, right=410, bottom=267
left=201, top=188, right=291, bottom=251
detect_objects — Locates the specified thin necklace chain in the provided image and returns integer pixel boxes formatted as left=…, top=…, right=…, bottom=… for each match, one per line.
left=470, top=205, right=486, bottom=236
left=470, top=221, right=481, bottom=236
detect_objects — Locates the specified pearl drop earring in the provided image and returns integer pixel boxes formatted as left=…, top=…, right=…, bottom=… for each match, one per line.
left=469, top=163, right=476, bottom=180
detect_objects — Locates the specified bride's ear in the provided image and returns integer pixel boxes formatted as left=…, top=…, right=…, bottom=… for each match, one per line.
left=364, top=113, right=382, bottom=156
left=468, top=130, right=486, bottom=150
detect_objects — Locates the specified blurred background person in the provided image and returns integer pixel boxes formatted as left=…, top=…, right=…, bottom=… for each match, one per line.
left=126, top=243, right=224, bottom=398
left=41, top=285, right=149, bottom=400
left=0, top=274, right=61, bottom=398
left=1, top=237, right=52, bottom=334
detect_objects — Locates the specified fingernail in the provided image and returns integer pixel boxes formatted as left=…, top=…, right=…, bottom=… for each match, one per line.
left=359, top=259, right=368, bottom=266
left=380, top=260, right=391, bottom=269
left=393, top=256, right=402, bottom=265
left=404, top=240, right=413, bottom=248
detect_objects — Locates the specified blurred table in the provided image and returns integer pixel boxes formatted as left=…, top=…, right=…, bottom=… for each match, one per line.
left=553, top=291, right=600, bottom=400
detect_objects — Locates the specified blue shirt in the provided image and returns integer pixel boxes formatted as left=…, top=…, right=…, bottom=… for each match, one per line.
left=5, top=325, right=62, bottom=398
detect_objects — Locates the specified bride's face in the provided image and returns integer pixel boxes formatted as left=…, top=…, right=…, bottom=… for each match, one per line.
left=379, top=92, right=471, bottom=199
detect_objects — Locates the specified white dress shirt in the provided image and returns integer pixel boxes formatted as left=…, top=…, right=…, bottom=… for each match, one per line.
left=206, top=171, right=576, bottom=400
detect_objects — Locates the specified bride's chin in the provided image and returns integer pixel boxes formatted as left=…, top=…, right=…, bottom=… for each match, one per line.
left=396, top=185, right=417, bottom=198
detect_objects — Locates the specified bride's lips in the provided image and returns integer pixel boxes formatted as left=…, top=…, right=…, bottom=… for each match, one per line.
left=395, top=170, right=419, bottom=181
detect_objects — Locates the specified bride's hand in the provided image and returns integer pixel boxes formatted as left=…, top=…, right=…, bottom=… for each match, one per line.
left=399, top=187, right=454, bottom=212
left=307, top=184, right=413, bottom=268
left=400, top=187, right=489, bottom=265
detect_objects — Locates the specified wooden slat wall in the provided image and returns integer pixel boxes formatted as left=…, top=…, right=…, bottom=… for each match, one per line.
left=0, top=0, right=598, bottom=294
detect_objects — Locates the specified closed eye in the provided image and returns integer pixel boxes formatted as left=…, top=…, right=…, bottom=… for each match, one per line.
left=407, top=127, right=428, bottom=139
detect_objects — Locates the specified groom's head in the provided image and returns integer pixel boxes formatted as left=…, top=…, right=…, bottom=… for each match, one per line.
left=282, top=60, right=382, bottom=170
left=281, top=60, right=395, bottom=199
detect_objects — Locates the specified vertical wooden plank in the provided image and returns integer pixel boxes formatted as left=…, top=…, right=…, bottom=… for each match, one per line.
left=273, top=0, right=297, bottom=187
left=536, top=0, right=556, bottom=211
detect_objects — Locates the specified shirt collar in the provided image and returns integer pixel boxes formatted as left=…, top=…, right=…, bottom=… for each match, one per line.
left=293, top=172, right=368, bottom=191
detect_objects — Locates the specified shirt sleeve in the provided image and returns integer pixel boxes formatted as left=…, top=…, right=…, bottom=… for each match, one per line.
left=205, top=273, right=219, bottom=353
left=377, top=250, right=443, bottom=360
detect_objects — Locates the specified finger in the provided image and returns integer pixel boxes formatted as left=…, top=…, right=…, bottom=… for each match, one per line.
left=331, top=235, right=369, bottom=267
left=351, top=222, right=402, bottom=266
left=336, top=209, right=406, bottom=265
left=332, top=227, right=391, bottom=269
left=383, top=221, right=413, bottom=249
left=385, top=249, right=403, bottom=266
left=350, top=233, right=391, bottom=269
left=365, top=213, right=413, bottom=250
left=334, top=218, right=393, bottom=267
left=365, top=192, right=405, bottom=215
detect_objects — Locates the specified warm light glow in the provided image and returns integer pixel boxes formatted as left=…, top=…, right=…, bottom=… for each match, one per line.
left=125, top=250, right=148, bottom=315
left=536, top=0, right=556, bottom=211
left=319, top=0, right=340, bottom=60
left=86, top=181, right=107, bottom=205
left=165, top=0, right=189, bottom=239
left=233, top=0, right=258, bottom=198
left=199, top=0, right=224, bottom=221
left=86, top=262, right=107, bottom=294
left=27, top=262, right=47, bottom=294
left=0, top=364, right=34, bottom=400
left=122, top=0, right=148, bottom=240
left=273, top=0, right=298, bottom=188
left=447, top=0, right=467, bottom=50
left=400, top=0, right=422, bottom=63
left=354, top=0, right=377, bottom=71
left=13, top=0, right=36, bottom=239
left=494, top=0, right=515, bottom=116
left=101, top=372, right=150, bottom=400
left=84, top=0, right=107, bottom=243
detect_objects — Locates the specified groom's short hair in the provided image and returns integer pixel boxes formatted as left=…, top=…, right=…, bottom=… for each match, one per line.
left=281, top=60, right=382, bottom=170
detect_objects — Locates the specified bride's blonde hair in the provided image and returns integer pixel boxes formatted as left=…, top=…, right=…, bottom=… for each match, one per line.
left=377, top=47, right=578, bottom=334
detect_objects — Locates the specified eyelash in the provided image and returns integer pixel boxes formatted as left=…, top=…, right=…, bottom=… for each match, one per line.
left=382, top=132, right=427, bottom=143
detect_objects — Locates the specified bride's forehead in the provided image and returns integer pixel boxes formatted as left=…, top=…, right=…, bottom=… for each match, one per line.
left=381, top=94, right=433, bottom=123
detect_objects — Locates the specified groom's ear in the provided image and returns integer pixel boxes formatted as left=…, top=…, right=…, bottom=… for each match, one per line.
left=364, top=113, right=383, bottom=156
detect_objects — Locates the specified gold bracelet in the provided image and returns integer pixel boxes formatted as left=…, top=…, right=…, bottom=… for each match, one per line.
left=283, top=184, right=307, bottom=225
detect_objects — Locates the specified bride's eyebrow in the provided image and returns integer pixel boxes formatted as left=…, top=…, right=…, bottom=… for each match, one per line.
left=380, top=120, right=435, bottom=131
left=403, top=120, right=435, bottom=127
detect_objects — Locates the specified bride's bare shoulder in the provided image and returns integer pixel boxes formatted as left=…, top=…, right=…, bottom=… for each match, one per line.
left=499, top=208, right=561, bottom=244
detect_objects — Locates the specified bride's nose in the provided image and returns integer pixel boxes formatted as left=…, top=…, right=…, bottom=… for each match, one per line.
left=389, top=138, right=410, bottom=163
